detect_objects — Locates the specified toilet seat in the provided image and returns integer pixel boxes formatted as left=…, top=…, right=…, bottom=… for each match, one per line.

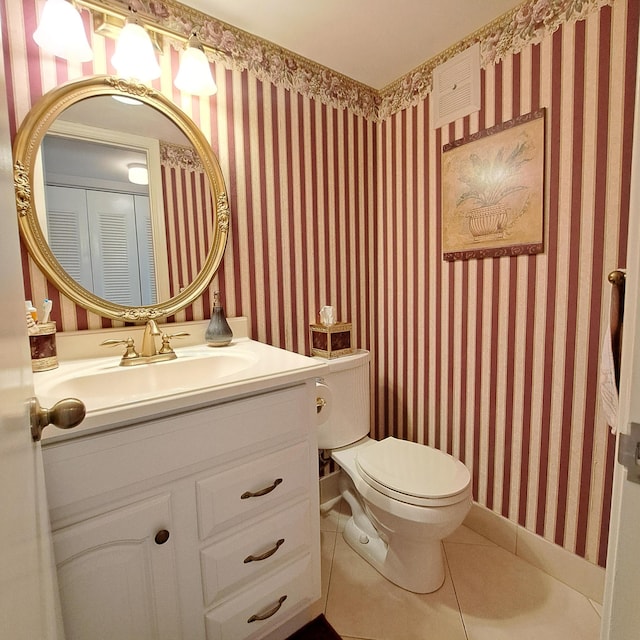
left=355, top=437, right=471, bottom=507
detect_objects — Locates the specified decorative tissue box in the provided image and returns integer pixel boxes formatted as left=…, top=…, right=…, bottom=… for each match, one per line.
left=29, top=321, right=58, bottom=372
left=310, top=322, right=353, bottom=359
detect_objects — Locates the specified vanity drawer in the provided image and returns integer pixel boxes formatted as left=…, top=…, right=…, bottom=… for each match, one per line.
left=44, top=385, right=309, bottom=514
left=196, top=442, right=309, bottom=540
left=201, top=500, right=310, bottom=606
left=204, top=555, right=314, bottom=640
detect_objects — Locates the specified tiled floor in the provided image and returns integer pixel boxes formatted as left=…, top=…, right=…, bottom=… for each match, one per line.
left=320, top=500, right=603, bottom=640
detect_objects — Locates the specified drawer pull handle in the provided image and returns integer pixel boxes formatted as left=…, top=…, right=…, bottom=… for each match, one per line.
left=247, top=595, right=287, bottom=623
left=241, top=478, right=283, bottom=499
left=154, top=529, right=170, bottom=545
left=244, top=538, right=285, bottom=563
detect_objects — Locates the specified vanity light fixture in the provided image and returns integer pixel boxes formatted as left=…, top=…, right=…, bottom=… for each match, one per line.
left=174, top=34, right=218, bottom=97
left=33, top=0, right=93, bottom=62
left=111, top=15, right=161, bottom=83
left=127, top=162, right=149, bottom=185
left=33, top=0, right=224, bottom=97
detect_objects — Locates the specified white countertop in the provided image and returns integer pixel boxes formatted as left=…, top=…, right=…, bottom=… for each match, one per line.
left=36, top=336, right=327, bottom=443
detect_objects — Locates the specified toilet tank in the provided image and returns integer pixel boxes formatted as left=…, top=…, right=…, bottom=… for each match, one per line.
left=315, top=349, right=370, bottom=450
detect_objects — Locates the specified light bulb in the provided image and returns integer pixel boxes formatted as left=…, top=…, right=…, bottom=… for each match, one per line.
left=112, top=21, right=160, bottom=82
left=33, top=0, right=93, bottom=62
left=174, top=37, right=217, bottom=96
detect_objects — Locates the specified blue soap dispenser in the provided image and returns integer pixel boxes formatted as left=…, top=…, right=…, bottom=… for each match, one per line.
left=205, top=291, right=233, bottom=346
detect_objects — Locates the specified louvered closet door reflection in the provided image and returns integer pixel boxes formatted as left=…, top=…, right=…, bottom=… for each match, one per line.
left=86, top=190, right=149, bottom=306
left=45, top=185, right=93, bottom=292
left=46, top=187, right=154, bottom=306
left=134, top=194, right=156, bottom=306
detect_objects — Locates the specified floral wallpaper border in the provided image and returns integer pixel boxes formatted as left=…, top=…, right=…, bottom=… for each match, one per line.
left=116, top=0, right=613, bottom=120
left=160, top=140, right=204, bottom=171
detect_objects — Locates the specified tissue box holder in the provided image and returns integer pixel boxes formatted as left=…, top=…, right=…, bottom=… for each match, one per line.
left=29, top=321, right=58, bottom=372
left=310, top=322, right=353, bottom=359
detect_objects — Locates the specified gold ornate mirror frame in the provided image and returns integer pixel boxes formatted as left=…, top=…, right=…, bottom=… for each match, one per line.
left=13, top=75, right=230, bottom=322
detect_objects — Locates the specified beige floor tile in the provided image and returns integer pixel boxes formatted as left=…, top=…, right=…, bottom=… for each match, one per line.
left=320, top=498, right=353, bottom=534
left=445, top=542, right=601, bottom=640
left=445, top=524, right=496, bottom=546
left=320, top=503, right=342, bottom=532
left=325, top=536, right=467, bottom=640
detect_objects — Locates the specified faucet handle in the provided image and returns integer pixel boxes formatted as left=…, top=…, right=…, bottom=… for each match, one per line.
left=100, top=338, right=141, bottom=365
left=158, top=332, right=190, bottom=355
left=166, top=331, right=190, bottom=339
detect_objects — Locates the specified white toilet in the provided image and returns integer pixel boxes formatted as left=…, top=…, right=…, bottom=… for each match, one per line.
left=316, top=350, right=472, bottom=593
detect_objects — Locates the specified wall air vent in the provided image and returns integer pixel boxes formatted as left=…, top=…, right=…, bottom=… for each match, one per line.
left=431, top=42, right=481, bottom=129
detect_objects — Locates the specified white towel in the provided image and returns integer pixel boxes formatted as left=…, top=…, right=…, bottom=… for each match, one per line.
left=599, top=273, right=624, bottom=434
left=599, top=323, right=619, bottom=434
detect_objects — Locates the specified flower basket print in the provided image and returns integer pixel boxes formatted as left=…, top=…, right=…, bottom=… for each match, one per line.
left=457, top=141, right=531, bottom=240
left=441, top=109, right=545, bottom=262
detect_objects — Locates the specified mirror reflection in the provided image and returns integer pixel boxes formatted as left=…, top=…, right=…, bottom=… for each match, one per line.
left=42, top=134, right=157, bottom=306
left=36, top=95, right=215, bottom=308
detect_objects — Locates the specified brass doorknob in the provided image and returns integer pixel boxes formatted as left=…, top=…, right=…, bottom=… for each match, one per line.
left=30, top=397, right=86, bottom=442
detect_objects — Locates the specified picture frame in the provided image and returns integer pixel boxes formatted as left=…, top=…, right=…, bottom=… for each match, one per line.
left=441, top=108, right=545, bottom=262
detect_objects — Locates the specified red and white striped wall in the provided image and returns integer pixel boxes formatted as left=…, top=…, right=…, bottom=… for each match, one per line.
left=2, top=0, right=638, bottom=567
left=3, top=0, right=376, bottom=342
left=160, top=158, right=215, bottom=299
left=374, top=1, right=639, bottom=566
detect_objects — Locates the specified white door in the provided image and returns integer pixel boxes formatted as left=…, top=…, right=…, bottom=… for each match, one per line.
left=0, top=41, right=63, bottom=640
left=601, top=26, right=640, bottom=640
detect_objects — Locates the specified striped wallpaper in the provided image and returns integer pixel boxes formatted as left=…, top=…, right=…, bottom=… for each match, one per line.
left=2, top=0, right=638, bottom=567
left=374, top=1, right=638, bottom=567
left=160, top=144, right=215, bottom=300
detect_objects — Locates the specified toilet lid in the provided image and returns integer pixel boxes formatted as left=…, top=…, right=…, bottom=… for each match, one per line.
left=356, top=437, right=471, bottom=506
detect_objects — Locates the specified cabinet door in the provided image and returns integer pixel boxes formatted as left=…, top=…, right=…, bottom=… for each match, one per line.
left=53, top=494, right=182, bottom=640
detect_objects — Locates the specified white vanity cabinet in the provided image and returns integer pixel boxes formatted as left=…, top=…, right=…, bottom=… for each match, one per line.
left=42, top=381, right=321, bottom=640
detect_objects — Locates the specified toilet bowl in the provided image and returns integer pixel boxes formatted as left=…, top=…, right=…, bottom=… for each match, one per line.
left=316, top=350, right=472, bottom=593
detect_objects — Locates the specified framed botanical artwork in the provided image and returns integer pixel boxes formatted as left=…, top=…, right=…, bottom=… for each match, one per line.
left=441, top=109, right=545, bottom=261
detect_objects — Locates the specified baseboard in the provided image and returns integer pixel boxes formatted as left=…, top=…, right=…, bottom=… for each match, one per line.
left=464, top=503, right=605, bottom=603
left=319, top=471, right=341, bottom=506
left=320, top=472, right=605, bottom=603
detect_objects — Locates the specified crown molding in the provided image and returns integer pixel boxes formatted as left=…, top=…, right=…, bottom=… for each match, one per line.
left=105, top=0, right=614, bottom=120
left=377, top=0, right=615, bottom=118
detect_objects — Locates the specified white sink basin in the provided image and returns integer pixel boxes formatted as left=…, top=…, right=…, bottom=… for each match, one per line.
left=39, top=347, right=257, bottom=407
left=34, top=338, right=327, bottom=440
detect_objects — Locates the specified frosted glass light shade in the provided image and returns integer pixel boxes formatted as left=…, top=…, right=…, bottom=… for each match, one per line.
left=174, top=45, right=217, bottom=96
left=128, top=163, right=148, bottom=185
left=33, top=0, right=93, bottom=62
left=112, top=22, right=160, bottom=82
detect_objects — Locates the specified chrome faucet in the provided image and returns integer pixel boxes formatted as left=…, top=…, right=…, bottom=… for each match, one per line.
left=140, top=319, right=161, bottom=357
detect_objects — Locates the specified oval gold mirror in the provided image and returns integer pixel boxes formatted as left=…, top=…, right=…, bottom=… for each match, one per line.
left=13, top=75, right=230, bottom=322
